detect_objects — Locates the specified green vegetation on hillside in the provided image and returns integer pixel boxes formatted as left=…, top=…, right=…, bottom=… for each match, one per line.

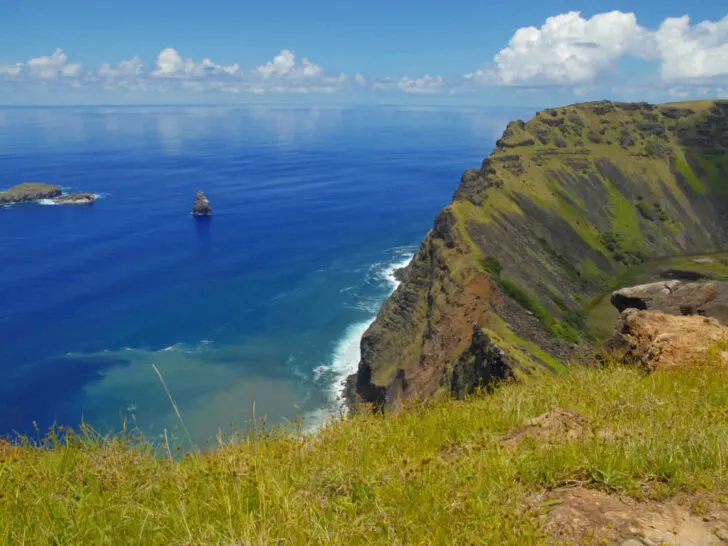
left=358, top=100, right=728, bottom=405
left=0, top=182, right=62, bottom=204
left=479, top=257, right=581, bottom=343
left=3, top=355, right=728, bottom=544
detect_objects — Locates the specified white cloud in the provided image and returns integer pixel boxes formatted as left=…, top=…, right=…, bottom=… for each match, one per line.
left=354, top=73, right=366, bottom=86
left=250, top=50, right=346, bottom=93
left=370, top=77, right=395, bottom=91
left=27, top=49, right=81, bottom=79
left=302, top=58, right=323, bottom=77
left=256, top=50, right=296, bottom=77
left=655, top=15, right=728, bottom=80
left=98, top=57, right=144, bottom=78
left=474, top=11, right=654, bottom=85
left=396, top=74, right=444, bottom=94
left=467, top=11, right=728, bottom=88
left=0, top=62, right=22, bottom=78
left=152, top=48, right=240, bottom=78
left=255, top=50, right=325, bottom=80
left=0, top=47, right=348, bottom=96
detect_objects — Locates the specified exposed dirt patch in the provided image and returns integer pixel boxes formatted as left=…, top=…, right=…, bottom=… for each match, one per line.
left=535, top=487, right=728, bottom=545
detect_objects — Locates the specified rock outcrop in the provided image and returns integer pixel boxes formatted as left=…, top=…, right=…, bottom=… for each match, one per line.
left=611, top=280, right=728, bottom=324
left=0, top=183, right=62, bottom=204
left=192, top=191, right=212, bottom=216
left=450, top=325, right=513, bottom=398
left=54, top=193, right=97, bottom=205
left=0, top=183, right=97, bottom=206
left=604, top=309, right=728, bottom=370
left=351, top=99, right=728, bottom=407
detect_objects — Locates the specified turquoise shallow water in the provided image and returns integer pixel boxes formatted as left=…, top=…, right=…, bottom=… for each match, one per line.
left=0, top=105, right=529, bottom=444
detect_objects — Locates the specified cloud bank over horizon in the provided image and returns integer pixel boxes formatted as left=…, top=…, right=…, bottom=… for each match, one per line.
left=1, top=10, right=727, bottom=103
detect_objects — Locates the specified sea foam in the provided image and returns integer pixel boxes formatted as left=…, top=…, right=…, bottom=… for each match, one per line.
left=37, top=193, right=105, bottom=206
left=323, top=251, right=413, bottom=415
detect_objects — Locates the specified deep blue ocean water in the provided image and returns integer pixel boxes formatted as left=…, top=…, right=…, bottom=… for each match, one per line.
left=0, top=105, right=528, bottom=444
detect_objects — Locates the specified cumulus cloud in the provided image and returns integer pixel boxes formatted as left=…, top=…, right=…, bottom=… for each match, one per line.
left=302, top=58, right=323, bottom=77
left=5, top=15, right=727, bottom=102
left=27, top=49, right=81, bottom=79
left=396, top=74, right=444, bottom=94
left=467, top=11, right=728, bottom=88
left=0, top=47, right=349, bottom=96
left=98, top=57, right=144, bottom=79
left=254, top=50, right=325, bottom=80
left=0, top=62, right=22, bottom=78
left=256, top=50, right=296, bottom=77
left=247, top=50, right=346, bottom=93
left=469, top=11, right=654, bottom=85
left=655, top=15, right=728, bottom=80
left=152, top=48, right=240, bottom=78
left=370, top=77, right=396, bottom=91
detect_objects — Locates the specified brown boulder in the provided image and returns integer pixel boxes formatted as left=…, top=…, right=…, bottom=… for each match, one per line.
left=611, top=280, right=728, bottom=324
left=604, top=309, right=728, bottom=370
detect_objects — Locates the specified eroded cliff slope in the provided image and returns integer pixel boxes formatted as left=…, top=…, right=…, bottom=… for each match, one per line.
left=353, top=99, right=728, bottom=406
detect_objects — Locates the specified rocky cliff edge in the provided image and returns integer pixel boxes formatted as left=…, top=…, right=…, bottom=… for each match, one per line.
left=352, top=99, right=728, bottom=407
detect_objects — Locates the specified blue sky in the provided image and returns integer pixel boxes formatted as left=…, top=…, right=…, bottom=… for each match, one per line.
left=0, top=0, right=727, bottom=105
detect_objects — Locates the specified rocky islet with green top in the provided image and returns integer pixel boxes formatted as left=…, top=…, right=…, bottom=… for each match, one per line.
left=0, top=182, right=96, bottom=205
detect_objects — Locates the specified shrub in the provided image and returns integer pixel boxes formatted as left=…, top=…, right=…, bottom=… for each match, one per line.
left=480, top=256, right=504, bottom=277
left=635, top=201, right=655, bottom=221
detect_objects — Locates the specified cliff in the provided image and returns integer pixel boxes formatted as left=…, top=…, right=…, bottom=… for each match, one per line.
left=353, top=99, right=728, bottom=406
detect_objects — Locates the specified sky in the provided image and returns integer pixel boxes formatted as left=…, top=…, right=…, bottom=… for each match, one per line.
left=0, top=0, right=727, bottom=106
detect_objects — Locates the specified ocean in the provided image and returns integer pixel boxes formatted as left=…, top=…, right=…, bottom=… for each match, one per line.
left=0, top=105, right=528, bottom=445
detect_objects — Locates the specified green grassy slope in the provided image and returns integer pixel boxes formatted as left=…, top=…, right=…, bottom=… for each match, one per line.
left=2, top=358, right=728, bottom=544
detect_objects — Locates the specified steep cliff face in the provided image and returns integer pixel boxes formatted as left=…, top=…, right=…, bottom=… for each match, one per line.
left=353, top=99, right=728, bottom=406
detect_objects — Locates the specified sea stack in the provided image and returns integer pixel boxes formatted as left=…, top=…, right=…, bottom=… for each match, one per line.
left=192, top=191, right=213, bottom=216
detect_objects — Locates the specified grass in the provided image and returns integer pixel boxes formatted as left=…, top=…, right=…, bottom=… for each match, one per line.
left=3, top=357, right=728, bottom=545
left=674, top=153, right=705, bottom=194
left=496, top=278, right=580, bottom=342
left=477, top=256, right=582, bottom=343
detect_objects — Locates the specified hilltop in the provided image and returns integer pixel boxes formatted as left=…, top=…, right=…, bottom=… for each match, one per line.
left=353, top=99, right=728, bottom=407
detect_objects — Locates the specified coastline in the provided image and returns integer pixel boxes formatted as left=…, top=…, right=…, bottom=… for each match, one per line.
left=322, top=252, right=413, bottom=422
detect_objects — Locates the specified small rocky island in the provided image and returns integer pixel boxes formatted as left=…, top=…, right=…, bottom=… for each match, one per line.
left=54, top=193, right=97, bottom=205
left=0, top=182, right=96, bottom=205
left=192, top=191, right=212, bottom=216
